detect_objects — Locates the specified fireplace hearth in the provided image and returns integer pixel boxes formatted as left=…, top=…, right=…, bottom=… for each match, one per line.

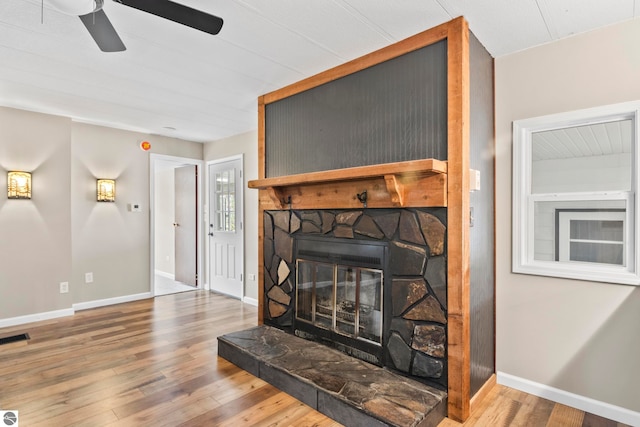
left=218, top=325, right=447, bottom=427
left=263, top=208, right=448, bottom=388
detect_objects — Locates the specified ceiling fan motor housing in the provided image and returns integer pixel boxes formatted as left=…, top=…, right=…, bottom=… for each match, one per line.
left=48, top=0, right=104, bottom=16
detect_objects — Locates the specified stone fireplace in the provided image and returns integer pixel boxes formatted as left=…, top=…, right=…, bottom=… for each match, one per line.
left=227, top=16, right=496, bottom=424
left=263, top=207, right=448, bottom=389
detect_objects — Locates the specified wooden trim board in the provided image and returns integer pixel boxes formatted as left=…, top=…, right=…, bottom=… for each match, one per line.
left=249, top=159, right=448, bottom=209
left=445, top=16, right=472, bottom=422
left=262, top=20, right=452, bottom=104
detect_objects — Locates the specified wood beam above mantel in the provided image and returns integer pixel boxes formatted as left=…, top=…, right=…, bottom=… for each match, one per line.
left=248, top=159, right=448, bottom=210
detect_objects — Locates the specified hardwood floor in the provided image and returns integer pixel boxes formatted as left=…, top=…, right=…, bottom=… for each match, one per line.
left=437, top=385, right=630, bottom=427
left=0, top=291, right=630, bottom=427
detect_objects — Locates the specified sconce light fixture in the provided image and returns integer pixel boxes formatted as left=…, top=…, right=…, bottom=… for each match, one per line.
left=96, top=179, right=116, bottom=202
left=7, top=171, right=32, bottom=199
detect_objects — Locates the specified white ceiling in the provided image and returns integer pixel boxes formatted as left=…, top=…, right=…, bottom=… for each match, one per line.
left=533, top=120, right=632, bottom=161
left=1, top=0, right=639, bottom=143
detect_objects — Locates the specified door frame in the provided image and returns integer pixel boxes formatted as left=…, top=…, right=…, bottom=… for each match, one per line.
left=207, top=154, right=244, bottom=300
left=150, top=153, right=204, bottom=296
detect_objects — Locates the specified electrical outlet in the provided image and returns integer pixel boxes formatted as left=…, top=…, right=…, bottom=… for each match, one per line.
left=128, top=203, right=142, bottom=212
left=85, top=272, right=94, bottom=283
left=60, top=282, right=69, bottom=294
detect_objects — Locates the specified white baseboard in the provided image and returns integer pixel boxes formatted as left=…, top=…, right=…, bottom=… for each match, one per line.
left=73, top=292, right=152, bottom=311
left=497, top=372, right=640, bottom=426
left=243, top=296, right=258, bottom=306
left=154, top=270, right=175, bottom=280
left=0, top=308, right=74, bottom=328
left=1, top=293, right=151, bottom=328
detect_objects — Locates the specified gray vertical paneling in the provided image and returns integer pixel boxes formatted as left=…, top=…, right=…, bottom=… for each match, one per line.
left=264, top=40, right=448, bottom=177
left=468, top=32, right=495, bottom=397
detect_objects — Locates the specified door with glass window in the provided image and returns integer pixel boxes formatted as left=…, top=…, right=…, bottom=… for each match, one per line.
left=208, top=157, right=243, bottom=298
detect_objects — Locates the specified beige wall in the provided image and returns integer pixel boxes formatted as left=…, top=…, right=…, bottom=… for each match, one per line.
left=0, top=108, right=72, bottom=319
left=204, top=130, right=259, bottom=300
left=496, top=18, right=640, bottom=415
left=0, top=107, right=203, bottom=322
left=154, top=168, right=175, bottom=275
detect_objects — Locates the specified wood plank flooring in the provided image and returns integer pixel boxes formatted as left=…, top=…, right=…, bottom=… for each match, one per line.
left=0, top=291, right=630, bottom=427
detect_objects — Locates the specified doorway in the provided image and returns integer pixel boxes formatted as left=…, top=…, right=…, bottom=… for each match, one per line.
left=208, top=155, right=244, bottom=299
left=150, top=154, right=203, bottom=296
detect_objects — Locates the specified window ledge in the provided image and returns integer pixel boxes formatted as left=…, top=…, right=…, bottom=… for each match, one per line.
left=512, top=261, right=640, bottom=286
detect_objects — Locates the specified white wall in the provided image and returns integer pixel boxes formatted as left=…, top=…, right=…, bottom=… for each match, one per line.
left=204, top=130, right=259, bottom=301
left=532, top=153, right=631, bottom=194
left=496, top=17, right=640, bottom=423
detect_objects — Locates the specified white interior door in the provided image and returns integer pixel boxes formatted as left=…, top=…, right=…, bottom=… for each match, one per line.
left=150, top=154, right=204, bottom=296
left=208, top=157, right=243, bottom=298
left=174, top=165, right=197, bottom=286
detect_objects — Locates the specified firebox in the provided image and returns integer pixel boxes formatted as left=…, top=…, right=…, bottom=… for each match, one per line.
left=294, top=235, right=389, bottom=365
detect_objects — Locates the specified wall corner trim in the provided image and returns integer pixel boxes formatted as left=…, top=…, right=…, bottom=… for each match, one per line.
left=497, top=372, right=640, bottom=426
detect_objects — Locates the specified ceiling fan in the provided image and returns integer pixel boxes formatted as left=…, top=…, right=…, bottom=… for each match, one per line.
left=46, top=0, right=224, bottom=52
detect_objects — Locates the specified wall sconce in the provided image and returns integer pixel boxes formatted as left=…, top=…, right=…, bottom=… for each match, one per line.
left=97, top=179, right=116, bottom=202
left=7, top=171, right=32, bottom=199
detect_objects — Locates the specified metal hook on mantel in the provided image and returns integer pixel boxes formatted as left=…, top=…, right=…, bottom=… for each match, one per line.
left=357, top=190, right=368, bottom=208
left=281, top=195, right=292, bottom=210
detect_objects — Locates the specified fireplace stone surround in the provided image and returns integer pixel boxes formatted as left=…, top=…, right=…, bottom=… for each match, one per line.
left=262, top=207, right=448, bottom=389
left=224, top=17, right=496, bottom=424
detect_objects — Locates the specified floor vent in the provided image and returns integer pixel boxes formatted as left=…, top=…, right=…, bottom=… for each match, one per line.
left=0, top=333, right=30, bottom=345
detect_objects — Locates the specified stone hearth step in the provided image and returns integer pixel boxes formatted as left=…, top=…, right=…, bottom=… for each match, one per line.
left=218, top=325, right=447, bottom=427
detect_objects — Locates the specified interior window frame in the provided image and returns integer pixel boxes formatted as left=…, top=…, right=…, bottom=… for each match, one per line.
left=512, top=102, right=640, bottom=285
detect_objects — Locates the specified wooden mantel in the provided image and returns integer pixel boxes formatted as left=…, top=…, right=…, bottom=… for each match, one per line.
left=248, top=159, right=447, bottom=210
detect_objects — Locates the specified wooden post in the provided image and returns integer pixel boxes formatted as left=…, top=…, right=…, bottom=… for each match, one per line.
left=257, top=96, right=266, bottom=324
left=445, top=17, right=472, bottom=422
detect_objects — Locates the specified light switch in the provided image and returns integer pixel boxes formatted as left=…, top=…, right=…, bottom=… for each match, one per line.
left=470, top=169, right=481, bottom=191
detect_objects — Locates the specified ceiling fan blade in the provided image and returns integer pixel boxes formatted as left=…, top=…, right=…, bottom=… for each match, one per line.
left=79, top=9, right=126, bottom=52
left=114, top=0, right=223, bottom=35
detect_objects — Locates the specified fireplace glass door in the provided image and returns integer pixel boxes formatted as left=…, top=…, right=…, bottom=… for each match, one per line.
left=296, top=259, right=383, bottom=345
